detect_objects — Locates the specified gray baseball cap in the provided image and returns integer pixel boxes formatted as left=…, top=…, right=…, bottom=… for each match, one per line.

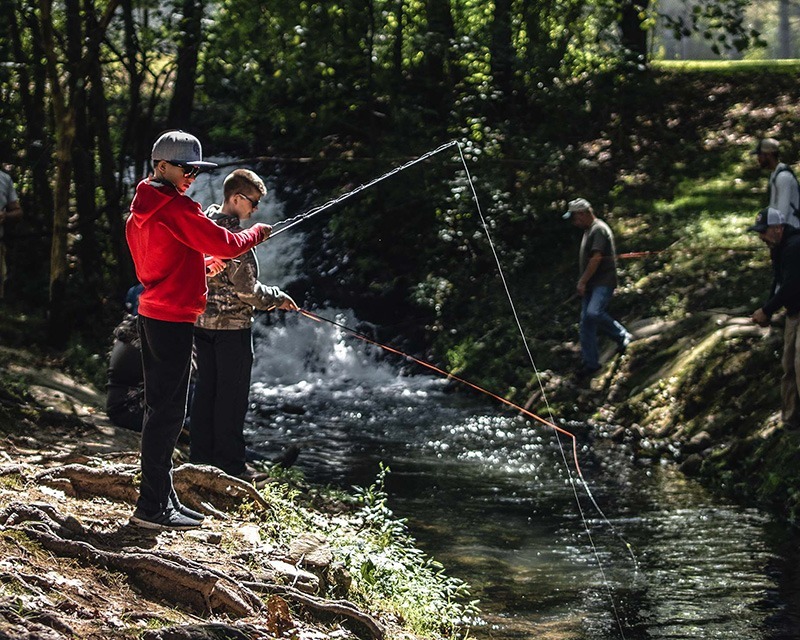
left=562, top=197, right=592, bottom=220
left=751, top=138, right=780, bottom=155
left=747, top=206, right=784, bottom=233
left=151, top=130, right=218, bottom=169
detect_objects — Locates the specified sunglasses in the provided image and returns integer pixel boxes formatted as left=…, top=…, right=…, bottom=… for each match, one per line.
left=163, top=160, right=202, bottom=178
left=237, top=192, right=260, bottom=209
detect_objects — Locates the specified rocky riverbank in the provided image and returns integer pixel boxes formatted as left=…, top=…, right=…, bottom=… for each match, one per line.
left=529, top=309, right=800, bottom=523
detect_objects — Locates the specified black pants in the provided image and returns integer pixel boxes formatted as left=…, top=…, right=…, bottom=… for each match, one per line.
left=137, top=315, right=193, bottom=514
left=189, top=327, right=253, bottom=476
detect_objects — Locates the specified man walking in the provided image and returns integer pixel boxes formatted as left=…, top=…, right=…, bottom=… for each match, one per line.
left=753, top=138, right=800, bottom=229
left=750, top=207, right=800, bottom=430
left=563, top=198, right=632, bottom=379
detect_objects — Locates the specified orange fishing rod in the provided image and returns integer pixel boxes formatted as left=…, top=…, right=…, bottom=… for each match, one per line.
left=298, top=308, right=585, bottom=480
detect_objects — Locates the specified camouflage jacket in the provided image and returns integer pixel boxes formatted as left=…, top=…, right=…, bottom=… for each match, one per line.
left=196, top=206, right=290, bottom=330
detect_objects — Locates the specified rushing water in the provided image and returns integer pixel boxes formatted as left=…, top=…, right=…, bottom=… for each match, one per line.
left=186, top=171, right=800, bottom=639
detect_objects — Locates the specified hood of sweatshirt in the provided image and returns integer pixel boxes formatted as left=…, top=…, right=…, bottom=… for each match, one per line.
left=129, top=179, right=179, bottom=227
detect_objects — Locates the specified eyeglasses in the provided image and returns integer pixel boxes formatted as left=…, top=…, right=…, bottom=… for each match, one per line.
left=237, top=193, right=260, bottom=209
left=162, top=160, right=202, bottom=178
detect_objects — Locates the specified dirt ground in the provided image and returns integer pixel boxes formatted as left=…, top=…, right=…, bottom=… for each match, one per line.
left=0, top=354, right=400, bottom=640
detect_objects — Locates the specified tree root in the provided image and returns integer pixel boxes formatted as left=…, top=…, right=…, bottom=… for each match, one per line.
left=0, top=465, right=387, bottom=638
left=0, top=499, right=386, bottom=639
left=32, top=461, right=272, bottom=515
left=172, top=463, right=272, bottom=513
left=36, top=463, right=140, bottom=503
left=245, top=581, right=385, bottom=640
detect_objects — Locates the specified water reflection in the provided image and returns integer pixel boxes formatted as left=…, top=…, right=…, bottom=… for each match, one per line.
left=247, top=312, right=799, bottom=639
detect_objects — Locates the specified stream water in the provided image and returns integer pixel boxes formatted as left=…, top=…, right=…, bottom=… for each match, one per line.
left=188, top=171, right=800, bottom=640
left=245, top=311, right=800, bottom=640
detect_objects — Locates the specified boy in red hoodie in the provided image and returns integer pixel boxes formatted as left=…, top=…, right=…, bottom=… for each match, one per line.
left=126, top=130, right=271, bottom=529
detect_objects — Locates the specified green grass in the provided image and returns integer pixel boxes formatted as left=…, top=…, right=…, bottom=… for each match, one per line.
left=653, top=59, right=800, bottom=73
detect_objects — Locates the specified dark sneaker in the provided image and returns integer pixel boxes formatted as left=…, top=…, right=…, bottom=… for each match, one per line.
left=272, top=444, right=301, bottom=469
left=576, top=364, right=601, bottom=379
left=617, top=332, right=633, bottom=355
left=130, top=505, right=202, bottom=530
left=170, top=491, right=205, bottom=522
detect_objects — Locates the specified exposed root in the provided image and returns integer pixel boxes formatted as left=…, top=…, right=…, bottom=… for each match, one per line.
left=1, top=503, right=260, bottom=618
left=36, top=463, right=139, bottom=503
left=245, top=581, right=385, bottom=640
left=31, top=461, right=272, bottom=515
left=172, top=463, right=272, bottom=513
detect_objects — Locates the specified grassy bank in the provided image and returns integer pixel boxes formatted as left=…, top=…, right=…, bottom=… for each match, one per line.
left=518, top=65, right=800, bottom=521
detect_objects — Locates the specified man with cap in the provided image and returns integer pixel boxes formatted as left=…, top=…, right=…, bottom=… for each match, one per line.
left=753, top=137, right=800, bottom=229
left=126, top=130, right=272, bottom=530
left=750, top=207, right=800, bottom=430
left=563, top=198, right=632, bottom=379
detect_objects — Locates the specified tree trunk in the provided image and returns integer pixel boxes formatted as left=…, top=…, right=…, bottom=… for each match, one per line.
left=778, top=0, right=792, bottom=58
left=423, top=0, right=455, bottom=125
left=39, top=0, right=75, bottom=348
left=119, top=0, right=149, bottom=189
left=392, top=0, right=404, bottom=95
left=86, top=7, right=133, bottom=295
left=490, top=0, right=514, bottom=103
left=619, top=0, right=650, bottom=62
left=167, top=0, right=203, bottom=129
left=71, top=0, right=106, bottom=312
left=11, top=0, right=55, bottom=232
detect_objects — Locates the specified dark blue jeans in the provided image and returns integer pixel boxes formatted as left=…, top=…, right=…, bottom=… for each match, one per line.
left=189, top=327, right=254, bottom=476
left=136, top=315, right=193, bottom=514
left=580, top=286, right=628, bottom=370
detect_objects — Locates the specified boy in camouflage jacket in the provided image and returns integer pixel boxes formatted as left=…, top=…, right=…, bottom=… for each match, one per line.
left=190, top=169, right=298, bottom=481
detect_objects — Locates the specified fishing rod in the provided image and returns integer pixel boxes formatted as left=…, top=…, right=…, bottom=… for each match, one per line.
left=268, top=140, right=459, bottom=238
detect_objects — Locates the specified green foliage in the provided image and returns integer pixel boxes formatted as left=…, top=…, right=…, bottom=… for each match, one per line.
left=660, top=0, right=763, bottom=55
left=241, top=464, right=478, bottom=636
left=343, top=464, right=479, bottom=636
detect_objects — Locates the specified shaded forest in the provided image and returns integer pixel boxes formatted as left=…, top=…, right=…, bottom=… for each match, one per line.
left=0, top=0, right=773, bottom=377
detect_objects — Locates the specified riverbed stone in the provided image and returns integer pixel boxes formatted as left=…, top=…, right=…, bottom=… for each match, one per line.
left=684, top=430, right=712, bottom=454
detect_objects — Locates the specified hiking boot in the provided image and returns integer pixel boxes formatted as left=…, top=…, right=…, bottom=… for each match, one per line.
left=235, top=464, right=271, bottom=488
left=130, top=505, right=202, bottom=530
left=617, top=332, right=633, bottom=355
left=170, top=491, right=205, bottom=522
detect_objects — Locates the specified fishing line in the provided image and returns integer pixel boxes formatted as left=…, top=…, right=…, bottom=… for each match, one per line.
left=268, top=140, right=459, bottom=239
left=454, top=142, right=636, bottom=637
left=298, top=308, right=585, bottom=466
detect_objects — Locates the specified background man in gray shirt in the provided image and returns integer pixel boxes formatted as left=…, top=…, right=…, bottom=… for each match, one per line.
left=563, top=198, right=632, bottom=378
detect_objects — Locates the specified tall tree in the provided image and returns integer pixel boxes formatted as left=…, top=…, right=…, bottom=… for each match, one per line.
left=619, top=1, right=650, bottom=60
left=37, top=0, right=120, bottom=346
left=167, top=0, right=204, bottom=128
left=778, top=0, right=793, bottom=58
left=490, top=0, right=514, bottom=101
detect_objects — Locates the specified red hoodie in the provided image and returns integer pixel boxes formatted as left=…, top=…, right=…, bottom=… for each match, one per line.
left=126, top=179, right=264, bottom=323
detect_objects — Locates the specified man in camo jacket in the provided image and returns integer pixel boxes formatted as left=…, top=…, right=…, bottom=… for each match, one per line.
left=190, top=169, right=298, bottom=483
